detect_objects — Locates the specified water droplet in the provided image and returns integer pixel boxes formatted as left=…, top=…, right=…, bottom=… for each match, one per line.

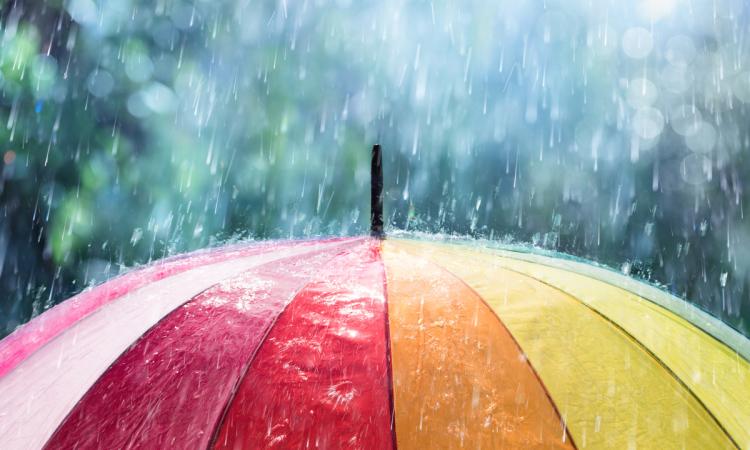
left=67, top=0, right=98, bottom=25
left=632, top=107, right=664, bottom=140
left=681, top=153, right=712, bottom=185
left=669, top=104, right=702, bottom=136
left=627, top=78, right=658, bottom=108
left=621, top=27, right=653, bottom=59
left=685, top=122, right=716, bottom=153
left=665, top=35, right=696, bottom=67
left=87, top=70, right=114, bottom=98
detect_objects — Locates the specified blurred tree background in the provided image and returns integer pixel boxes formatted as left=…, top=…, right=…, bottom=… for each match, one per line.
left=1, top=0, right=749, bottom=338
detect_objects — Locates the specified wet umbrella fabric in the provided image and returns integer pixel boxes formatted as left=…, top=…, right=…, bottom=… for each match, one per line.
left=0, top=237, right=748, bottom=449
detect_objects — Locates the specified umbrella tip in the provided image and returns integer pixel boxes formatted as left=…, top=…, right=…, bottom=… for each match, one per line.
left=370, top=144, right=384, bottom=239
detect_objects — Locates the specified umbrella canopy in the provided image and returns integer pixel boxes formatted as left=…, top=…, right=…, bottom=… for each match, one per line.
left=0, top=236, right=749, bottom=450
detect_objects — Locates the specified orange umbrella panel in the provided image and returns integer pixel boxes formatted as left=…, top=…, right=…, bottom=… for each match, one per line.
left=383, top=244, right=574, bottom=449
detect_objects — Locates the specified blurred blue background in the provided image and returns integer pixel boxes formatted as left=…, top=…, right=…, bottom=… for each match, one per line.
left=1, top=0, right=749, bottom=337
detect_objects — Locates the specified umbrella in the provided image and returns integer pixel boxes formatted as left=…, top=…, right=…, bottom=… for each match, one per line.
left=1, top=147, right=749, bottom=449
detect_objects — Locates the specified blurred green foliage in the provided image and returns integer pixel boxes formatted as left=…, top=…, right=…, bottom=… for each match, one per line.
left=1, top=0, right=749, bottom=338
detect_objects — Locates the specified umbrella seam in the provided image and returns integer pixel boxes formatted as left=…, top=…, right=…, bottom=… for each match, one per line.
left=400, top=236, right=750, bottom=364
left=0, top=237, right=359, bottom=380
left=391, top=243, right=578, bottom=450
left=377, top=241, right=399, bottom=450
left=205, top=237, right=366, bottom=450
left=489, top=248, right=750, bottom=366
left=399, top=239, right=748, bottom=446
left=491, top=264, right=741, bottom=450
left=41, top=239, right=357, bottom=450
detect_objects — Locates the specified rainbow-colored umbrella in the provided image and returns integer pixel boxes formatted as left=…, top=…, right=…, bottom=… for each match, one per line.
left=0, top=236, right=748, bottom=450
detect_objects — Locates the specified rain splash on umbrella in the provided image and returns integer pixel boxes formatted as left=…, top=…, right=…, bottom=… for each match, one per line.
left=0, top=147, right=749, bottom=449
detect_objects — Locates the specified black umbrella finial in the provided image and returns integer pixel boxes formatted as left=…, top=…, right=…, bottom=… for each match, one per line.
left=370, top=144, right=384, bottom=238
